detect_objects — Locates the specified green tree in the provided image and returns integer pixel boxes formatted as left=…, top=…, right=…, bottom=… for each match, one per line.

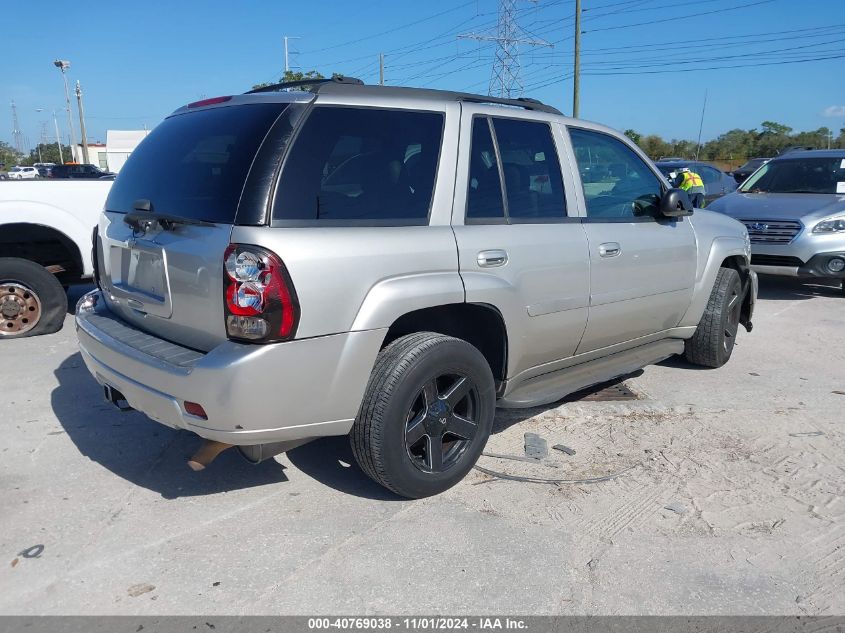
left=638, top=134, right=671, bottom=159
left=0, top=140, right=23, bottom=169
left=26, top=143, right=71, bottom=165
left=252, top=69, right=329, bottom=91
left=623, top=129, right=641, bottom=145
left=757, top=120, right=794, bottom=156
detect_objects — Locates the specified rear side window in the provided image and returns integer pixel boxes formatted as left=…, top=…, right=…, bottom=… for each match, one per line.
left=491, top=118, right=567, bottom=220
left=106, top=103, right=287, bottom=223
left=273, top=107, right=444, bottom=224
left=466, top=116, right=567, bottom=223
left=466, top=118, right=506, bottom=221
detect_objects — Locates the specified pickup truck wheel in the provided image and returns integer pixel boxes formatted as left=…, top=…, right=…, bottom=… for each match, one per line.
left=351, top=332, right=496, bottom=498
left=0, top=258, right=67, bottom=339
left=684, top=267, right=743, bottom=368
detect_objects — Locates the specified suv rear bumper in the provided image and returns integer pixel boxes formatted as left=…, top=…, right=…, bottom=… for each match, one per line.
left=75, top=291, right=385, bottom=445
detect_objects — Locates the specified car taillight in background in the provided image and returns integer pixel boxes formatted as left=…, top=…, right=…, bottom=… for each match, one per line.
left=223, top=244, right=299, bottom=343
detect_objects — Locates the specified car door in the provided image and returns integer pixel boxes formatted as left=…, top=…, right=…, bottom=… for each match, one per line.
left=564, top=126, right=697, bottom=354
left=452, top=107, right=590, bottom=381
left=696, top=163, right=728, bottom=203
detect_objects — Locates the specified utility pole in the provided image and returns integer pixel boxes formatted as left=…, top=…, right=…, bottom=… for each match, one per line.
left=379, top=53, right=385, bottom=85
left=75, top=81, right=90, bottom=164
left=53, top=60, right=77, bottom=161
left=573, top=0, right=581, bottom=118
left=52, top=111, right=64, bottom=163
left=459, top=0, right=553, bottom=99
left=10, top=100, right=24, bottom=155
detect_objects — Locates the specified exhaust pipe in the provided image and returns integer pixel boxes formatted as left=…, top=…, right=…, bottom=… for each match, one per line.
left=237, top=439, right=314, bottom=464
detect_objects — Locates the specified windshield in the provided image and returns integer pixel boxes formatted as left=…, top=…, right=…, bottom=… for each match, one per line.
left=106, top=102, right=288, bottom=223
left=739, top=157, right=845, bottom=194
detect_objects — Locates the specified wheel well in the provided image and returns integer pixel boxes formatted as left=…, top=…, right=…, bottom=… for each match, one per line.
left=720, top=255, right=747, bottom=275
left=0, top=223, right=83, bottom=283
left=721, top=255, right=753, bottom=329
left=383, top=303, right=508, bottom=387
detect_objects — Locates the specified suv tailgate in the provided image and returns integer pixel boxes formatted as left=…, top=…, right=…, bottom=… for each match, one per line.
left=96, top=100, right=294, bottom=352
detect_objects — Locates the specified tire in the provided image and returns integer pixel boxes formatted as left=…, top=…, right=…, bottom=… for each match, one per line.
left=0, top=258, right=68, bottom=339
left=350, top=332, right=496, bottom=498
left=684, top=267, right=743, bottom=368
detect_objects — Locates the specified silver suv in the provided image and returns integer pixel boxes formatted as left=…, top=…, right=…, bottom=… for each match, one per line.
left=76, top=78, right=757, bottom=498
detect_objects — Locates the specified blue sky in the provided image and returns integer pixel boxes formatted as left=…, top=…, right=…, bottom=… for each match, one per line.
left=3, top=0, right=844, bottom=150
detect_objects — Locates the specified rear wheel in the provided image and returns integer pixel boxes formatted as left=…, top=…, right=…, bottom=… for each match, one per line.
left=351, top=332, right=495, bottom=498
left=0, top=258, right=67, bottom=339
left=684, top=267, right=743, bottom=368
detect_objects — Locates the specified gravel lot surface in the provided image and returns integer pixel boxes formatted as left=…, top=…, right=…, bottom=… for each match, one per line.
left=1, top=278, right=843, bottom=615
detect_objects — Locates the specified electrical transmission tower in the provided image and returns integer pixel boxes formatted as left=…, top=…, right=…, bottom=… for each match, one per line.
left=459, top=0, right=552, bottom=98
left=11, top=100, right=24, bottom=154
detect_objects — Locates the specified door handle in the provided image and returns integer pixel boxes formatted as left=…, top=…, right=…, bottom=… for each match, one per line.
left=477, top=249, right=508, bottom=268
left=598, top=242, right=621, bottom=258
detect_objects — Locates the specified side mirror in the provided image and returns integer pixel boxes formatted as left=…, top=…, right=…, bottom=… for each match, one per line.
left=660, top=188, right=694, bottom=218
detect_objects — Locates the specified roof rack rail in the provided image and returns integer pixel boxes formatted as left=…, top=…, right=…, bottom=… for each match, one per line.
left=453, top=93, right=561, bottom=115
left=245, top=75, right=364, bottom=95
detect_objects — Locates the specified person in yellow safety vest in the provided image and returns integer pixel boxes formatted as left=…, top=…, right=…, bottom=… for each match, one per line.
left=672, top=167, right=706, bottom=208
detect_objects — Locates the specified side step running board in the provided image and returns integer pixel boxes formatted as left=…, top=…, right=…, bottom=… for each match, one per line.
left=498, top=338, right=684, bottom=409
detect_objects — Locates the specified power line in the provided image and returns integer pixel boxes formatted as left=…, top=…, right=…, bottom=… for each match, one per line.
left=583, top=0, right=777, bottom=33
left=301, top=1, right=478, bottom=54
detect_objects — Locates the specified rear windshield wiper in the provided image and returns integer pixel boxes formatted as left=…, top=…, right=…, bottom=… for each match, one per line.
left=123, top=199, right=214, bottom=231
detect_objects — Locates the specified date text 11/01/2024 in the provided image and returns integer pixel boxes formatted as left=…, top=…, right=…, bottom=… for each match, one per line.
left=307, top=617, right=528, bottom=630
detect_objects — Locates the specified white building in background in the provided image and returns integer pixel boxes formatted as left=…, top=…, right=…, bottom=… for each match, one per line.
left=71, top=142, right=108, bottom=169
left=72, top=129, right=150, bottom=172
left=105, top=130, right=149, bottom=172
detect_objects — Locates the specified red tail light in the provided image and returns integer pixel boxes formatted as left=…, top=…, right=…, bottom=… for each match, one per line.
left=223, top=244, right=299, bottom=343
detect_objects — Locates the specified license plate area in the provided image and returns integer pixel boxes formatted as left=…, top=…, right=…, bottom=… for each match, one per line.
left=107, top=241, right=174, bottom=318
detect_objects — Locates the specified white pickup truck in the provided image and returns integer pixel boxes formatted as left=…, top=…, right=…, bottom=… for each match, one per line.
left=0, top=181, right=111, bottom=338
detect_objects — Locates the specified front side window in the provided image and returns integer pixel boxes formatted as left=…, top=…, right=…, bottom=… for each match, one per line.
left=274, top=107, right=444, bottom=224
left=569, top=128, right=663, bottom=219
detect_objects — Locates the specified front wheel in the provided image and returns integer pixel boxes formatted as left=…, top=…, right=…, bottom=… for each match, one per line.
left=0, top=258, right=68, bottom=339
left=350, top=332, right=496, bottom=498
left=684, top=267, right=743, bottom=368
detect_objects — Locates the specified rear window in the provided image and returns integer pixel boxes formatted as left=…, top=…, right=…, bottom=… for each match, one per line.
left=106, top=103, right=286, bottom=223
left=272, top=106, right=444, bottom=224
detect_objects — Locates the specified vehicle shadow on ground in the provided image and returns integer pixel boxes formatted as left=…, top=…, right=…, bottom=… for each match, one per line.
left=51, top=352, right=289, bottom=499
left=285, top=438, right=404, bottom=501
left=757, top=275, right=841, bottom=301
